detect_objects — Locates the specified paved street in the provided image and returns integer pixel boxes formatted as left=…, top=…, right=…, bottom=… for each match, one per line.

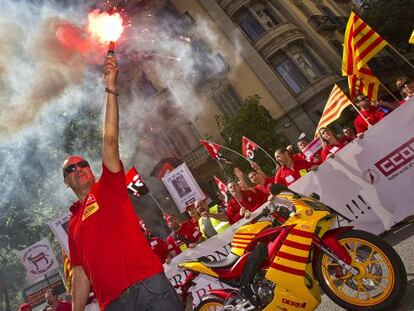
left=317, top=217, right=414, bottom=310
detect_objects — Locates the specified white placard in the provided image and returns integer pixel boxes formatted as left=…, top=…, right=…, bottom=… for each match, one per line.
left=19, top=238, right=59, bottom=282
left=162, top=163, right=205, bottom=212
left=48, top=212, right=71, bottom=255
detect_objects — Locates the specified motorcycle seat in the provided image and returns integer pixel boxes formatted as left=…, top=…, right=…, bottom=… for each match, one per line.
left=198, top=252, right=240, bottom=269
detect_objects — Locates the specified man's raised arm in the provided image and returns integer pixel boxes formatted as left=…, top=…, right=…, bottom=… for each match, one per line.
left=102, top=56, right=121, bottom=172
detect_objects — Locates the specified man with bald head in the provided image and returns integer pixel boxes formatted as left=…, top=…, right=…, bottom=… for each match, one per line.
left=63, top=56, right=182, bottom=311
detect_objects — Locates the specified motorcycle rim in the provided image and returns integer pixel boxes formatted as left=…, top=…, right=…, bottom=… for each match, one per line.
left=320, top=236, right=394, bottom=306
left=197, top=302, right=225, bottom=311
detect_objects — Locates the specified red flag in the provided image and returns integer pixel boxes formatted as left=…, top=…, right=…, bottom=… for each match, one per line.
left=200, top=140, right=222, bottom=159
left=126, top=167, right=150, bottom=198
left=213, top=175, right=227, bottom=195
left=242, top=136, right=258, bottom=160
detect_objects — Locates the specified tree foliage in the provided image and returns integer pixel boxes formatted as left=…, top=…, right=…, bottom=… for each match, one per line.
left=215, top=95, right=287, bottom=178
left=362, top=0, right=414, bottom=49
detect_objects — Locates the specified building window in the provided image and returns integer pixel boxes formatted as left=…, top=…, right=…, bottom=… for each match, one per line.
left=251, top=2, right=279, bottom=29
left=160, top=128, right=192, bottom=158
left=211, top=85, right=243, bottom=117
left=235, top=8, right=265, bottom=41
left=318, top=5, right=337, bottom=23
left=288, top=44, right=326, bottom=81
left=271, top=43, right=327, bottom=94
left=294, top=3, right=312, bottom=18
left=137, top=73, right=158, bottom=99
left=272, top=53, right=310, bottom=94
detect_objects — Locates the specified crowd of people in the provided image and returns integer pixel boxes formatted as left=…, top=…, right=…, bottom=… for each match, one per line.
left=18, top=50, right=412, bottom=310
left=142, top=74, right=414, bottom=266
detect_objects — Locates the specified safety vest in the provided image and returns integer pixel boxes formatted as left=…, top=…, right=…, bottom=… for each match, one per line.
left=198, top=205, right=230, bottom=239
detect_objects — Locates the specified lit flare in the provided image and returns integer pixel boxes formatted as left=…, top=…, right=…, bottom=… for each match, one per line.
left=87, top=9, right=124, bottom=44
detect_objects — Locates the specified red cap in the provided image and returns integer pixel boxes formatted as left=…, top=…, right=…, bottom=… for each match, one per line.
left=164, top=214, right=174, bottom=224
left=18, top=303, right=32, bottom=311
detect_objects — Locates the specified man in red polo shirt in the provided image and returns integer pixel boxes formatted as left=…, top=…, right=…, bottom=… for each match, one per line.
left=353, top=94, right=385, bottom=134
left=226, top=181, right=268, bottom=224
left=165, top=214, right=203, bottom=259
left=64, top=56, right=182, bottom=311
left=44, top=288, right=71, bottom=311
left=274, top=148, right=317, bottom=186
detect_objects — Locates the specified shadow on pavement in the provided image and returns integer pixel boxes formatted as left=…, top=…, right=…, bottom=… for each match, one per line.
left=381, top=216, right=414, bottom=246
left=397, top=277, right=414, bottom=311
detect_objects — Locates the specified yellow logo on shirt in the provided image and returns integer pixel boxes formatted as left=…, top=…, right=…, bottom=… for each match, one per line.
left=82, top=202, right=100, bottom=221
left=179, top=243, right=188, bottom=252
left=299, top=169, right=308, bottom=177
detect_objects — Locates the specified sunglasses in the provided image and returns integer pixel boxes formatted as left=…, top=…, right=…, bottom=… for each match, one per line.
left=63, top=160, right=90, bottom=177
left=399, top=80, right=411, bottom=90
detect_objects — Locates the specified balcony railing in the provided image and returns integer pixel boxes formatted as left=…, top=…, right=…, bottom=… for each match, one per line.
left=183, top=145, right=211, bottom=169
left=308, top=15, right=339, bottom=32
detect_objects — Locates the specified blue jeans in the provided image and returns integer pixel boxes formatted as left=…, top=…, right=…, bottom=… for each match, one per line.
left=105, top=273, right=184, bottom=311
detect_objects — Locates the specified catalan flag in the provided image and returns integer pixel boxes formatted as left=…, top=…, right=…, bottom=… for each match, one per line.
left=348, top=64, right=380, bottom=100
left=410, top=29, right=414, bottom=45
left=342, top=12, right=387, bottom=76
left=62, top=250, right=73, bottom=291
left=315, top=85, right=352, bottom=136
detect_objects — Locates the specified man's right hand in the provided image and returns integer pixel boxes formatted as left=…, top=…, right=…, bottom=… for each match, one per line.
left=104, top=57, right=118, bottom=91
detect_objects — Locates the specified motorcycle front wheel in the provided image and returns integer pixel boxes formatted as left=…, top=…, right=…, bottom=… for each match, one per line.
left=316, top=229, right=407, bottom=311
left=194, top=294, right=225, bottom=311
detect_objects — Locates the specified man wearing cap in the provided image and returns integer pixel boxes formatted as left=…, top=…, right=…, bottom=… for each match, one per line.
left=63, top=56, right=182, bottom=310
left=165, top=214, right=203, bottom=259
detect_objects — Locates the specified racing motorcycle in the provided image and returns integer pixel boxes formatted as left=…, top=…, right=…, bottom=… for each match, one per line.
left=178, top=184, right=407, bottom=311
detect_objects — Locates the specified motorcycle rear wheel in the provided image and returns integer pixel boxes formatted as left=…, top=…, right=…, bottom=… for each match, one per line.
left=316, top=229, right=407, bottom=311
left=194, top=294, right=225, bottom=311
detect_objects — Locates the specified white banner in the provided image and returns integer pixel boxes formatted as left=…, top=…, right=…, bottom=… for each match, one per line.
left=162, top=163, right=205, bottom=213
left=48, top=212, right=71, bottom=255
left=19, top=238, right=59, bottom=282
left=290, top=102, right=414, bottom=234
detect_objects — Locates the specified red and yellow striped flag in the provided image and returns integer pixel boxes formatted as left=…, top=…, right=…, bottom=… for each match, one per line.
left=342, top=12, right=387, bottom=75
left=315, top=85, right=352, bottom=136
left=62, top=250, right=73, bottom=291
left=348, top=64, right=380, bottom=100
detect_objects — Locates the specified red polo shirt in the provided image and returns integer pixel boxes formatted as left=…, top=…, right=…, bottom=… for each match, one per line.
left=254, top=176, right=274, bottom=194
left=56, top=301, right=71, bottom=311
left=68, top=163, right=163, bottom=310
left=166, top=220, right=202, bottom=257
left=321, top=136, right=353, bottom=161
left=274, top=159, right=312, bottom=186
left=148, top=237, right=168, bottom=264
left=354, top=106, right=385, bottom=133
left=226, top=189, right=268, bottom=224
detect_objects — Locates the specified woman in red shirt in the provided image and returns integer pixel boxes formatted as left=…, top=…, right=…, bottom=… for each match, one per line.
left=318, top=127, right=353, bottom=161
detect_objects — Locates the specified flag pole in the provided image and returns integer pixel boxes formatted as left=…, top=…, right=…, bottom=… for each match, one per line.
left=219, top=145, right=251, bottom=163
left=257, top=145, right=278, bottom=165
left=386, top=44, right=414, bottom=71
left=378, top=80, right=400, bottom=102
left=149, top=192, right=165, bottom=214
left=350, top=102, right=372, bottom=127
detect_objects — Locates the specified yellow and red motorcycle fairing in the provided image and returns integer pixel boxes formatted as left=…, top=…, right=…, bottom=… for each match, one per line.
left=179, top=190, right=406, bottom=311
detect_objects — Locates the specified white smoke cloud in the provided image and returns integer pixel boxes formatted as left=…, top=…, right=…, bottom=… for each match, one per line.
left=0, top=0, right=240, bottom=230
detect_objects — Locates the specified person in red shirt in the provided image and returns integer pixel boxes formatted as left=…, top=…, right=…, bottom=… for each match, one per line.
left=226, top=181, right=268, bottom=224
left=396, top=76, right=414, bottom=103
left=318, top=127, right=353, bottom=161
left=165, top=214, right=203, bottom=259
left=139, top=218, right=169, bottom=264
left=44, top=288, right=71, bottom=311
left=247, top=161, right=274, bottom=194
left=296, top=137, right=323, bottom=165
left=64, top=56, right=182, bottom=311
left=353, top=94, right=397, bottom=134
left=274, top=148, right=317, bottom=186
left=18, top=303, right=32, bottom=311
